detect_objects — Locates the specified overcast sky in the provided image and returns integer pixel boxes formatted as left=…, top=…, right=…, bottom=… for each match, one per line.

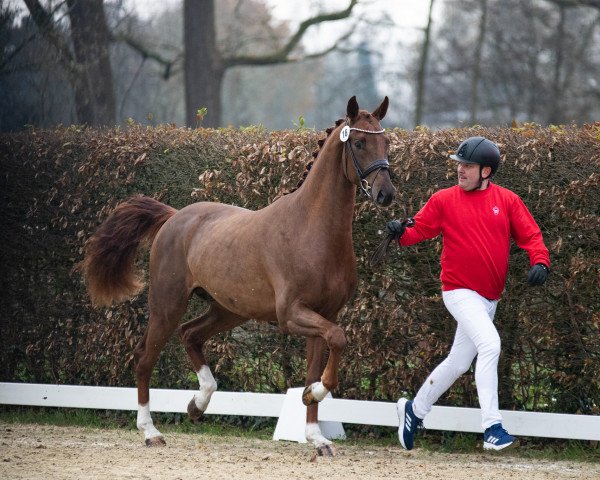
left=129, top=0, right=431, bottom=26
left=127, top=0, right=434, bottom=48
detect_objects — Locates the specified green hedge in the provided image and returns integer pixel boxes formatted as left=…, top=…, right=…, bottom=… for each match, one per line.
left=0, top=122, right=598, bottom=415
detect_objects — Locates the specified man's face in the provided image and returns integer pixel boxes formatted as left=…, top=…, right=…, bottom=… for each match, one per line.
left=457, top=161, right=484, bottom=191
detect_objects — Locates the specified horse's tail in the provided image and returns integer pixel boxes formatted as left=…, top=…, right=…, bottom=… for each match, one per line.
left=82, top=195, right=177, bottom=306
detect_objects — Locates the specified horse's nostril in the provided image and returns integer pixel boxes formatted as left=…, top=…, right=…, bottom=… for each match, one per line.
left=377, top=190, right=393, bottom=206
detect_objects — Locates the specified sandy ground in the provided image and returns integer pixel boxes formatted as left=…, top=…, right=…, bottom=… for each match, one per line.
left=1, top=423, right=598, bottom=480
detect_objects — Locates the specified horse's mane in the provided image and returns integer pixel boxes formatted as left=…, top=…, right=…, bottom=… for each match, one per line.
left=286, top=118, right=345, bottom=194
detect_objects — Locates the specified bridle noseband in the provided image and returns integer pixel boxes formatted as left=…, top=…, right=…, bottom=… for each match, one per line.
left=339, top=119, right=389, bottom=198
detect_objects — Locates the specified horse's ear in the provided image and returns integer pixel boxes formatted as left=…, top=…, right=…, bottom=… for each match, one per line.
left=347, top=96, right=359, bottom=121
left=372, top=96, right=389, bottom=121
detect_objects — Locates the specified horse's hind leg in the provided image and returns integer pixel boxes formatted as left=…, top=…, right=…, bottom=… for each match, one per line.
left=134, top=288, right=190, bottom=447
left=179, top=302, right=247, bottom=422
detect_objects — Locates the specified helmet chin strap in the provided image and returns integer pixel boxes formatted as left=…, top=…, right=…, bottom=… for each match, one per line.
left=472, top=166, right=491, bottom=191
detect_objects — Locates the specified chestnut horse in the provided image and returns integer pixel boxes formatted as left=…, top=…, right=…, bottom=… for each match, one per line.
left=82, top=96, right=396, bottom=455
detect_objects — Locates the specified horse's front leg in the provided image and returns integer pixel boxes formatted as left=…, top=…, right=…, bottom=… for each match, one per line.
left=298, top=316, right=346, bottom=407
left=305, top=337, right=336, bottom=456
left=277, top=302, right=346, bottom=454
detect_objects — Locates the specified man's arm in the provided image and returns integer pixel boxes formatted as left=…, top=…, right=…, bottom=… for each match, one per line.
left=398, top=195, right=443, bottom=246
left=509, top=196, right=550, bottom=285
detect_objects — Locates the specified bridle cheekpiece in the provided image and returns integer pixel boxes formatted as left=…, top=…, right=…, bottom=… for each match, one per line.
left=339, top=119, right=389, bottom=198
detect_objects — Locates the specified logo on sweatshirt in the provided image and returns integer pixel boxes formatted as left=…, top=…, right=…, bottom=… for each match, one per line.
left=492, top=206, right=500, bottom=215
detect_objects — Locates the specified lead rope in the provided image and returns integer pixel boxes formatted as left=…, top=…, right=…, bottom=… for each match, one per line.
left=369, top=217, right=415, bottom=267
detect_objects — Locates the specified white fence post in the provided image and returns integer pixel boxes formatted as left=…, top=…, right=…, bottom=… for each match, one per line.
left=272, top=387, right=345, bottom=443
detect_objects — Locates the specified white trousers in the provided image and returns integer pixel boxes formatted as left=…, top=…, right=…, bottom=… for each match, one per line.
left=412, top=288, right=502, bottom=429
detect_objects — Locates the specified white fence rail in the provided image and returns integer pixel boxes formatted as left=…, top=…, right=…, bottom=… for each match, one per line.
left=1, top=383, right=599, bottom=442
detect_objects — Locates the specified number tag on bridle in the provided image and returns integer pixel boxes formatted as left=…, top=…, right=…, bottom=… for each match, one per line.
left=339, top=125, right=350, bottom=142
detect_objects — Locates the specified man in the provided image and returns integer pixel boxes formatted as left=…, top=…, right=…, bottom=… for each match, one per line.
left=387, top=136, right=550, bottom=451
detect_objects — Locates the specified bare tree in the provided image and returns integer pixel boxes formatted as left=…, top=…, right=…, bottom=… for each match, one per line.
left=15, top=0, right=362, bottom=128
left=543, top=0, right=600, bottom=124
left=470, top=0, right=487, bottom=125
left=547, top=3, right=567, bottom=124
left=414, top=0, right=435, bottom=127
left=183, top=0, right=359, bottom=127
left=417, top=0, right=600, bottom=127
left=23, top=0, right=116, bottom=125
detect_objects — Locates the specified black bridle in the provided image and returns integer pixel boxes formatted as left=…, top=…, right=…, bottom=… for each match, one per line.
left=340, top=120, right=390, bottom=199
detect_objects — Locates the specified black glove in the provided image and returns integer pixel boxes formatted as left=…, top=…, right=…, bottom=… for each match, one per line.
left=371, top=218, right=414, bottom=266
left=386, top=220, right=407, bottom=240
left=527, top=263, right=549, bottom=286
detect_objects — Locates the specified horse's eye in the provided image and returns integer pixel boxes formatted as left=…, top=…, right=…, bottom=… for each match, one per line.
left=354, top=140, right=363, bottom=149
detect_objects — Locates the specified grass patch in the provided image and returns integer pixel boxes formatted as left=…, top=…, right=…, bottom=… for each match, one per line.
left=1, top=405, right=598, bottom=462
left=0, top=405, right=128, bottom=429
left=0, top=405, right=276, bottom=440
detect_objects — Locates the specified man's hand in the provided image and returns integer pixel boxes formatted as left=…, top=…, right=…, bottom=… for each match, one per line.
left=527, top=263, right=549, bottom=286
left=371, top=218, right=414, bottom=266
left=386, top=218, right=414, bottom=240
left=386, top=220, right=407, bottom=240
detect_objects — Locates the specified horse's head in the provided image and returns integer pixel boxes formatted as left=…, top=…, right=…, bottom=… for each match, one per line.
left=341, top=96, right=396, bottom=207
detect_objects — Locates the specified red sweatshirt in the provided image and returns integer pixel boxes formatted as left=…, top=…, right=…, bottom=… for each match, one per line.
left=400, top=183, right=550, bottom=300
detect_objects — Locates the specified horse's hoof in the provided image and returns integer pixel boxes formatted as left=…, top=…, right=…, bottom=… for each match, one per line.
left=144, top=436, right=166, bottom=447
left=302, top=386, right=318, bottom=406
left=187, top=398, right=205, bottom=423
left=316, top=444, right=337, bottom=457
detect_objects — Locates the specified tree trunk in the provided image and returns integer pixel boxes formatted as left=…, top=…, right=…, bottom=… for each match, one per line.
left=184, top=0, right=223, bottom=128
left=470, top=0, right=487, bottom=125
left=524, top=3, right=540, bottom=120
left=547, top=4, right=566, bottom=125
left=414, top=0, right=435, bottom=127
left=67, top=0, right=116, bottom=125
